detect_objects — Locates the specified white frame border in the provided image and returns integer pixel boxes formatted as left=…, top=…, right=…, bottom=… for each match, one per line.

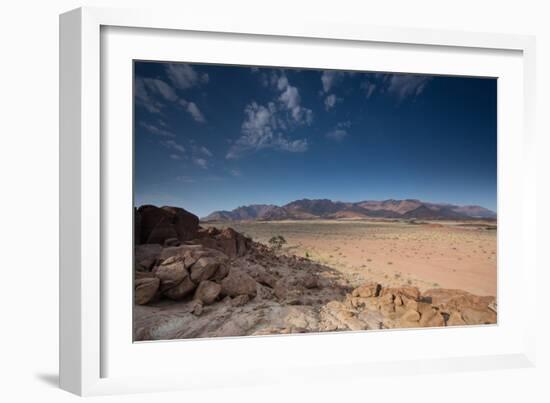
left=59, top=6, right=537, bottom=396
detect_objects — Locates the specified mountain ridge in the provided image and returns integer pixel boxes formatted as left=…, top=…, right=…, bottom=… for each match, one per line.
left=202, top=199, right=497, bottom=222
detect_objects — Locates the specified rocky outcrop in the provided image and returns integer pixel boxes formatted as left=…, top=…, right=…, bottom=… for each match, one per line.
left=195, top=227, right=252, bottom=258
left=136, top=205, right=199, bottom=245
left=135, top=277, right=160, bottom=305
left=328, top=283, right=496, bottom=330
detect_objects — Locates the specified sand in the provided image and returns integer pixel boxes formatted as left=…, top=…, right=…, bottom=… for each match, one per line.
left=204, top=220, right=497, bottom=297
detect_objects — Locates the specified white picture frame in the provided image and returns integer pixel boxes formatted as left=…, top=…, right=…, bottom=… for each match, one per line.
left=59, top=6, right=537, bottom=396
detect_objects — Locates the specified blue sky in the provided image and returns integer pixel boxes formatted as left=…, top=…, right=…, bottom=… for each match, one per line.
left=134, top=61, right=497, bottom=218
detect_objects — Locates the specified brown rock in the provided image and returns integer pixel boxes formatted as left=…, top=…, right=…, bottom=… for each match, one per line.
left=162, top=206, right=199, bottom=241
left=221, top=269, right=257, bottom=298
left=137, top=205, right=199, bottom=245
left=302, top=273, right=319, bottom=289
left=460, top=307, right=496, bottom=325
left=211, top=263, right=230, bottom=281
left=357, top=309, right=385, bottom=330
left=135, top=262, right=148, bottom=273
left=163, top=276, right=196, bottom=300
left=189, top=256, right=220, bottom=283
left=135, top=277, right=160, bottom=305
left=135, top=244, right=162, bottom=270
left=246, top=264, right=278, bottom=288
left=134, top=207, right=141, bottom=245
left=401, top=309, right=420, bottom=322
left=190, top=300, right=203, bottom=316
left=147, top=220, right=178, bottom=245
left=381, top=286, right=420, bottom=301
left=137, top=205, right=171, bottom=244
left=154, top=260, right=188, bottom=291
left=230, top=294, right=250, bottom=307
left=352, top=283, right=381, bottom=298
left=274, top=277, right=302, bottom=302
left=446, top=311, right=466, bottom=326
left=195, top=227, right=251, bottom=258
left=194, top=280, right=222, bottom=305
left=164, top=237, right=181, bottom=247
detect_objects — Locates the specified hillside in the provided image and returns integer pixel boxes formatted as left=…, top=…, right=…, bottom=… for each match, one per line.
left=202, top=198, right=496, bottom=222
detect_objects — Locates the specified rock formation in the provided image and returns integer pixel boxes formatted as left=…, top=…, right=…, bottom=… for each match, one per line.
left=133, top=205, right=497, bottom=341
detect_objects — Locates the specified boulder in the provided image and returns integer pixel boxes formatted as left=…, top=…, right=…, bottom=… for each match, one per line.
left=400, top=309, right=421, bottom=323
left=194, top=280, right=222, bottom=305
left=164, top=237, right=181, bottom=247
left=446, top=311, right=466, bottom=326
left=195, top=227, right=251, bottom=258
left=135, top=244, right=162, bottom=270
left=320, top=301, right=367, bottom=331
left=352, top=283, right=381, bottom=298
left=134, top=207, right=141, bottom=245
left=460, top=307, right=496, bottom=325
left=147, top=220, right=178, bottom=245
left=137, top=205, right=199, bottom=245
left=162, top=206, right=199, bottom=241
left=221, top=268, right=257, bottom=298
left=138, top=205, right=173, bottom=244
left=211, top=263, right=230, bottom=282
left=189, top=256, right=221, bottom=283
left=381, top=286, right=421, bottom=301
left=190, top=300, right=203, bottom=316
left=163, top=276, right=197, bottom=300
left=135, top=277, right=160, bottom=305
left=153, top=260, right=188, bottom=291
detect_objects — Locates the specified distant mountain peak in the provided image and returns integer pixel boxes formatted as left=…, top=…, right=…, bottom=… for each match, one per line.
left=202, top=198, right=496, bottom=222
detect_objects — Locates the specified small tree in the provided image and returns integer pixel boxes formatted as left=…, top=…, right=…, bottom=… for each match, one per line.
left=268, top=235, right=287, bottom=250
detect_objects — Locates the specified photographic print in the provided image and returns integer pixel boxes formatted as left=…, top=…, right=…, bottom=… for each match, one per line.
left=133, top=61, right=497, bottom=341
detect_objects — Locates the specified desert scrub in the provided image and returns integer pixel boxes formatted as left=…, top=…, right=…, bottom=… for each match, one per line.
left=268, top=235, right=287, bottom=250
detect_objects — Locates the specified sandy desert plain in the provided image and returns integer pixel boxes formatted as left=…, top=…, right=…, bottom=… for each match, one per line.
left=204, top=219, right=497, bottom=297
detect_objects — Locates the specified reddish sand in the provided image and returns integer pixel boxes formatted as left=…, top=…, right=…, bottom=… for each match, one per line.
left=207, top=220, right=497, bottom=297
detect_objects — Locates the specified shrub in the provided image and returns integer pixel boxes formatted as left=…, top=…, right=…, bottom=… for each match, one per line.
left=268, top=235, right=287, bottom=250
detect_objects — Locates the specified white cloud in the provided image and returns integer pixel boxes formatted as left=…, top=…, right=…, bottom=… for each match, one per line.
left=360, top=80, right=377, bottom=98
left=139, top=121, right=175, bottom=137
left=277, top=75, right=313, bottom=125
left=170, top=154, right=182, bottom=160
left=386, top=74, right=431, bottom=101
left=180, top=99, right=206, bottom=123
left=193, top=157, right=208, bottom=169
left=142, top=78, right=178, bottom=101
left=226, top=100, right=309, bottom=159
left=161, top=139, right=186, bottom=153
left=135, top=66, right=208, bottom=122
left=326, top=121, right=352, bottom=142
left=326, top=129, right=348, bottom=141
left=135, top=79, right=162, bottom=113
left=321, top=70, right=347, bottom=93
left=227, top=72, right=312, bottom=159
left=166, top=63, right=209, bottom=90
left=324, top=94, right=341, bottom=110
left=337, top=120, right=352, bottom=129
left=199, top=146, right=212, bottom=157
left=229, top=168, right=242, bottom=177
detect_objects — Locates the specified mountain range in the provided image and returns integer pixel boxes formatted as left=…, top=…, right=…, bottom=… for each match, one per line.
left=202, top=199, right=496, bottom=222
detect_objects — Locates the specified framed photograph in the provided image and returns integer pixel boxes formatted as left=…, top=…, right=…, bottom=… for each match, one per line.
left=60, top=7, right=537, bottom=396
